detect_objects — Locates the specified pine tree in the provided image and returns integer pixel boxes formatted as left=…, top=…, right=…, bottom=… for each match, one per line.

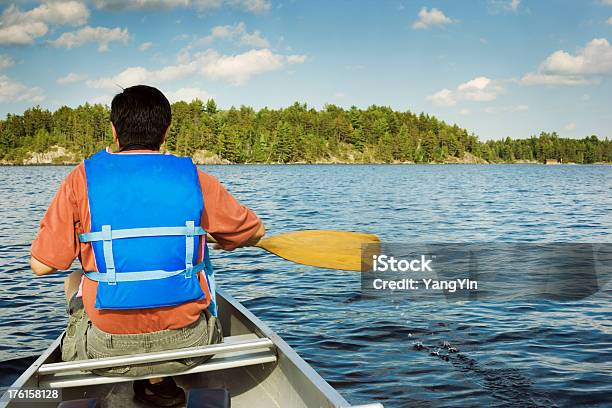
left=274, top=121, right=295, bottom=163
left=206, top=99, right=217, bottom=115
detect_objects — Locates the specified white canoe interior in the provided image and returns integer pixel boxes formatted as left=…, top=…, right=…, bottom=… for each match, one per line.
left=2, top=290, right=383, bottom=408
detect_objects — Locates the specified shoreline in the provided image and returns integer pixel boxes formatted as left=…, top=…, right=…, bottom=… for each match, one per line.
left=2, top=161, right=610, bottom=166
left=1, top=147, right=609, bottom=166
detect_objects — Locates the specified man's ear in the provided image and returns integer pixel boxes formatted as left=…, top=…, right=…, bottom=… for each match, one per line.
left=111, top=123, right=120, bottom=148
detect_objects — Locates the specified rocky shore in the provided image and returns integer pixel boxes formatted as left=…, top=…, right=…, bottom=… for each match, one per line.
left=1, top=146, right=608, bottom=166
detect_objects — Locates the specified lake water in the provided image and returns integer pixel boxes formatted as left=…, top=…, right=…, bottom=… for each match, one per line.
left=0, top=164, right=611, bottom=407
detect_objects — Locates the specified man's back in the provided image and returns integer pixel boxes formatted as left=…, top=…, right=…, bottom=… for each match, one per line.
left=32, top=150, right=261, bottom=333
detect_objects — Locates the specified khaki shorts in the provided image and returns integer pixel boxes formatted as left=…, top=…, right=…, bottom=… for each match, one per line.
left=61, top=294, right=223, bottom=377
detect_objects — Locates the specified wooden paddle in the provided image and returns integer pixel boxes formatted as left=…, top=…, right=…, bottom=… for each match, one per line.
left=208, top=230, right=380, bottom=271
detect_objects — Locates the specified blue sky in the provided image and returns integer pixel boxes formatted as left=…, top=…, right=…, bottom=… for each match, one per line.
left=0, top=0, right=611, bottom=140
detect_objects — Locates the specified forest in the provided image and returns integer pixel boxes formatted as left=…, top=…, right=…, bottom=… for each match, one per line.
left=0, top=100, right=610, bottom=164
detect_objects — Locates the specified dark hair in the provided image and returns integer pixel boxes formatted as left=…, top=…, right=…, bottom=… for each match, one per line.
left=110, top=85, right=171, bottom=150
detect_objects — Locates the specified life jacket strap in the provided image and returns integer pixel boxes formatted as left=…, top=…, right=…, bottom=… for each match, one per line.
left=101, top=225, right=116, bottom=285
left=185, top=221, right=195, bottom=273
left=83, top=261, right=207, bottom=283
left=78, top=221, right=206, bottom=286
left=78, top=225, right=206, bottom=242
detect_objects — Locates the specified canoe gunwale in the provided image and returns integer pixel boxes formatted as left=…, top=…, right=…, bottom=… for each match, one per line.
left=0, top=335, right=61, bottom=408
left=218, top=289, right=351, bottom=407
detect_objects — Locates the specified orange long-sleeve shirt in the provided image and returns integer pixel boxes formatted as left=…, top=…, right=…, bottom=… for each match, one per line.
left=31, top=150, right=261, bottom=334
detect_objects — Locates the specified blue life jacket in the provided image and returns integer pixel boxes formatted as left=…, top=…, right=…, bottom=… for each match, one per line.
left=78, top=148, right=217, bottom=315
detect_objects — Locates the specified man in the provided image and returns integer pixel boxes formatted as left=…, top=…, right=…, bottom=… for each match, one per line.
left=30, top=85, right=265, bottom=407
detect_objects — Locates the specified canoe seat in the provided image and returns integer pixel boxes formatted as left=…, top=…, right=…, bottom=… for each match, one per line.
left=37, top=334, right=276, bottom=389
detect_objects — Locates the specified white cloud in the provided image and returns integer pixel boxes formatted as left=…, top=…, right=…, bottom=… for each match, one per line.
left=334, top=92, right=346, bottom=98
left=487, top=0, right=522, bottom=13
left=94, top=0, right=190, bottom=9
left=483, top=107, right=496, bottom=114
left=94, top=0, right=270, bottom=13
left=49, top=26, right=129, bottom=52
left=139, top=42, right=153, bottom=51
left=200, top=22, right=245, bottom=44
left=540, top=38, right=612, bottom=75
left=427, top=88, right=456, bottom=106
left=90, top=94, right=113, bottom=105
left=427, top=76, right=505, bottom=107
left=0, top=1, right=89, bottom=45
left=239, top=30, right=269, bottom=48
left=194, top=0, right=271, bottom=13
left=459, top=108, right=471, bottom=115
left=57, top=72, right=86, bottom=84
left=565, top=122, right=577, bottom=131
left=200, top=49, right=305, bottom=85
left=0, top=75, right=44, bottom=102
left=606, top=17, right=612, bottom=25
left=520, top=73, right=592, bottom=86
left=521, top=38, right=612, bottom=86
left=0, top=21, right=48, bottom=45
left=166, top=87, right=211, bottom=103
left=457, top=77, right=504, bottom=101
left=196, top=22, right=269, bottom=48
left=0, top=54, right=15, bottom=69
left=25, top=1, right=89, bottom=25
left=234, top=0, right=271, bottom=13
left=87, top=63, right=198, bottom=89
left=412, top=7, right=454, bottom=30
left=87, top=48, right=306, bottom=88
left=286, top=54, right=306, bottom=64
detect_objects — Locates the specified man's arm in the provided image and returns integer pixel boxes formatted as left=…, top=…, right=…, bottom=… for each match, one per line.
left=208, top=221, right=265, bottom=250
left=30, top=166, right=81, bottom=276
left=30, top=256, right=58, bottom=276
left=198, top=171, right=264, bottom=251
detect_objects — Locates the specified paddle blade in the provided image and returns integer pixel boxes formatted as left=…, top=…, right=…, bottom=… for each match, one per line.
left=257, top=230, right=380, bottom=271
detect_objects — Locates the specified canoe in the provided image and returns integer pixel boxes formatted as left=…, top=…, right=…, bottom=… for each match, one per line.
left=1, top=289, right=383, bottom=408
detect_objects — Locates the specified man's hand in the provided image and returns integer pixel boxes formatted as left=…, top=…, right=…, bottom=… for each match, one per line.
left=30, top=256, right=57, bottom=276
left=242, top=222, right=265, bottom=247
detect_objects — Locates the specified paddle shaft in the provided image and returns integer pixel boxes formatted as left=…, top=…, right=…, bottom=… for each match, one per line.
left=206, top=230, right=380, bottom=271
